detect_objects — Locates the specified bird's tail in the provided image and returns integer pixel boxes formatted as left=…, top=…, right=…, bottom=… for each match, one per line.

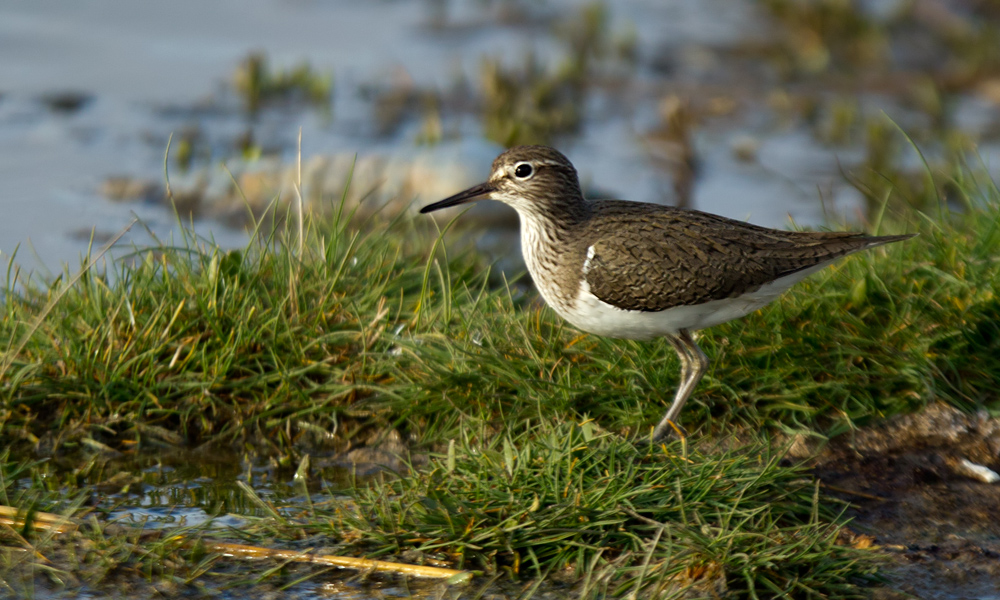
left=863, top=232, right=918, bottom=248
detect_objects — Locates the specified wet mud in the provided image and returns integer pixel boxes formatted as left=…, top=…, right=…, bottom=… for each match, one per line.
left=812, top=403, right=1000, bottom=599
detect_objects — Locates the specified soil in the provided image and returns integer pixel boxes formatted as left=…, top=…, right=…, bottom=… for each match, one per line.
left=808, top=403, right=1000, bottom=599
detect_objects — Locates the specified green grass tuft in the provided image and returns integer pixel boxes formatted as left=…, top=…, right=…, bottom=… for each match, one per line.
left=341, top=422, right=873, bottom=597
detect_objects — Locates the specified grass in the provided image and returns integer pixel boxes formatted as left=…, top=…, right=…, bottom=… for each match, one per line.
left=341, top=423, right=872, bottom=597
left=233, top=51, right=333, bottom=116
left=479, top=2, right=634, bottom=147
left=1, top=156, right=999, bottom=596
left=2, top=163, right=1000, bottom=450
left=0, top=428, right=875, bottom=598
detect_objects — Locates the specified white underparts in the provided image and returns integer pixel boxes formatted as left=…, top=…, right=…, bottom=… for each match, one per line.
left=560, top=263, right=829, bottom=340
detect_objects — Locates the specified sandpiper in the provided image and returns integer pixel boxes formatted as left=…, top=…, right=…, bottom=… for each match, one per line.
left=420, top=145, right=915, bottom=441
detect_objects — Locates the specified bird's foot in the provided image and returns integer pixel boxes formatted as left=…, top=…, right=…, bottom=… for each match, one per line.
left=638, top=420, right=688, bottom=446
left=666, top=420, right=688, bottom=440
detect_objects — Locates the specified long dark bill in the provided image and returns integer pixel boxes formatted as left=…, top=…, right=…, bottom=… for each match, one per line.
left=419, top=181, right=495, bottom=214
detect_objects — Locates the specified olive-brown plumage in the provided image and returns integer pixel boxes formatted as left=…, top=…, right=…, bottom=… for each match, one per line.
left=421, top=145, right=915, bottom=440
left=581, top=202, right=907, bottom=312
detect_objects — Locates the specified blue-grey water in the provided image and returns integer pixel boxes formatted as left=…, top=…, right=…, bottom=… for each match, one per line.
left=0, top=0, right=892, bottom=277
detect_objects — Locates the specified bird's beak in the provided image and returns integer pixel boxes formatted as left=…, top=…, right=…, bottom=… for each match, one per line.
left=419, top=181, right=495, bottom=214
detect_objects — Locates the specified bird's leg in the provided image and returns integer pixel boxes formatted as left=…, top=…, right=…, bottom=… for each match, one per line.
left=666, top=334, right=691, bottom=395
left=650, top=330, right=709, bottom=441
left=649, top=334, right=692, bottom=441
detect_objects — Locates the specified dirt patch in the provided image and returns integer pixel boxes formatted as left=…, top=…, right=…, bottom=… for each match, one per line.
left=811, top=403, right=1000, bottom=599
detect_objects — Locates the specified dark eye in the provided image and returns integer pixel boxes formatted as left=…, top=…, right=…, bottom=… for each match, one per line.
left=514, top=163, right=533, bottom=178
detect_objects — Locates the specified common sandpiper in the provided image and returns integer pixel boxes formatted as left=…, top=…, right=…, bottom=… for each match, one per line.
left=420, top=145, right=915, bottom=441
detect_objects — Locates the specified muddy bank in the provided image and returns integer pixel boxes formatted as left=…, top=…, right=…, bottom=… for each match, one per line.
left=811, top=403, right=1000, bottom=599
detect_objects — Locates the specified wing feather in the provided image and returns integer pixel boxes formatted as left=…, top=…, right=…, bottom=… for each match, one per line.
left=581, top=202, right=897, bottom=312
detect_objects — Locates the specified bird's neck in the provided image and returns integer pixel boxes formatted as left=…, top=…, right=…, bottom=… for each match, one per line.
left=517, top=205, right=583, bottom=256
left=516, top=196, right=589, bottom=244
left=516, top=198, right=590, bottom=312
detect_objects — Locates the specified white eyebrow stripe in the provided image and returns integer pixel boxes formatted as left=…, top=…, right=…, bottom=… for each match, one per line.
left=491, top=168, right=505, bottom=180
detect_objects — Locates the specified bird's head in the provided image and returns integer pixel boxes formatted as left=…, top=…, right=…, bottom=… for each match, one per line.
left=420, top=145, right=583, bottom=219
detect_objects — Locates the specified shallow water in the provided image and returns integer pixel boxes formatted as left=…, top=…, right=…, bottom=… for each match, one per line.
left=0, top=0, right=910, bottom=278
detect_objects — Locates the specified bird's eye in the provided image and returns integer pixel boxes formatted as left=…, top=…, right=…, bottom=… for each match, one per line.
left=514, top=163, right=533, bottom=178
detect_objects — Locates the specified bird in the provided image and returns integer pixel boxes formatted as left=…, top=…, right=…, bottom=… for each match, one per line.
left=420, top=145, right=915, bottom=441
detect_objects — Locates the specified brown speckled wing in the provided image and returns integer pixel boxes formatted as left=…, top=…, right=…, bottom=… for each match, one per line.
left=582, top=201, right=908, bottom=312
